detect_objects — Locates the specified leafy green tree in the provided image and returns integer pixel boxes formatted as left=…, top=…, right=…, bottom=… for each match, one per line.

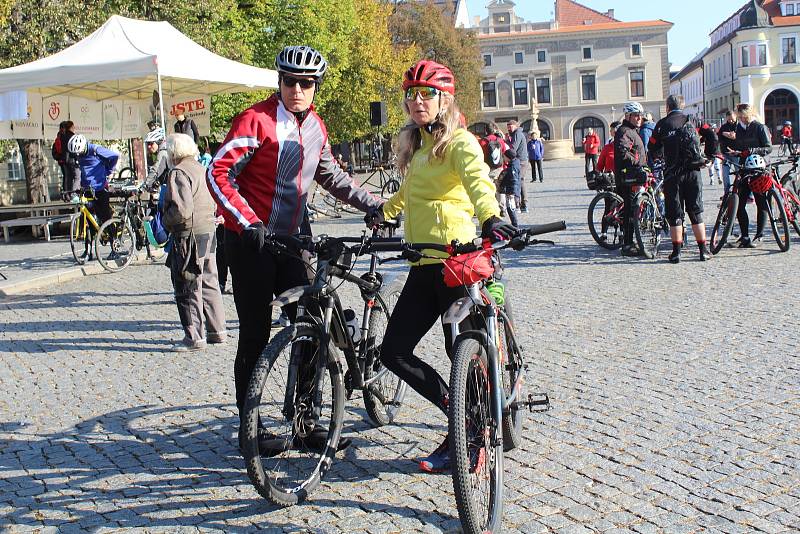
left=390, top=0, right=482, bottom=123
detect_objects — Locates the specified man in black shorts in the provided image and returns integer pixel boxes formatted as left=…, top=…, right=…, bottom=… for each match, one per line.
left=649, top=95, right=712, bottom=263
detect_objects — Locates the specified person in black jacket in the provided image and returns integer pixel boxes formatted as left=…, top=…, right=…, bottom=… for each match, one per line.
left=174, top=113, right=200, bottom=144
left=717, top=110, right=738, bottom=192
left=649, top=95, right=711, bottom=263
left=699, top=123, right=722, bottom=186
left=614, top=101, right=648, bottom=256
left=727, top=103, right=773, bottom=247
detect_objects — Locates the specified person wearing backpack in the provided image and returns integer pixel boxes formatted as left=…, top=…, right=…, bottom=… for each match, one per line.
left=649, top=94, right=711, bottom=263
left=479, top=123, right=509, bottom=217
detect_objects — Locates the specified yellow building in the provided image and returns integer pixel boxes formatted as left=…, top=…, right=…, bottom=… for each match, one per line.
left=704, top=0, right=800, bottom=141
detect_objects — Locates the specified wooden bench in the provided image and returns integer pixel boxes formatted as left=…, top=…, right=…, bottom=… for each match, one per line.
left=1, top=214, right=73, bottom=242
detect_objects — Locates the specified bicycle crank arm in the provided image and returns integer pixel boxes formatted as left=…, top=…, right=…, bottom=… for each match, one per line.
left=510, top=392, right=551, bottom=413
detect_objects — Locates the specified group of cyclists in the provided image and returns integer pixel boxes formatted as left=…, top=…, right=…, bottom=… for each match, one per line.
left=589, top=94, right=782, bottom=262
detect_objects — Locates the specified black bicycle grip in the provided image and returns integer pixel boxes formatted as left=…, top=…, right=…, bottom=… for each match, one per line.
left=525, top=221, right=567, bottom=236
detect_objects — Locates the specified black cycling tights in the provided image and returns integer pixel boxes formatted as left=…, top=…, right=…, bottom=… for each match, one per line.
left=737, top=183, right=767, bottom=239
left=380, top=264, right=468, bottom=415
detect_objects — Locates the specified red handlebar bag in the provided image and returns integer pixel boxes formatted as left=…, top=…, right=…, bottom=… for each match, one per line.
left=443, top=248, right=495, bottom=288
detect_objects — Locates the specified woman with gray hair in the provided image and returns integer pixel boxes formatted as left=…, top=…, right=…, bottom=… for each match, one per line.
left=162, top=133, right=226, bottom=351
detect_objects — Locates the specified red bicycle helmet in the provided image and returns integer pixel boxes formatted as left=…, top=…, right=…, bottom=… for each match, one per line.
left=403, top=60, right=456, bottom=94
left=749, top=172, right=773, bottom=194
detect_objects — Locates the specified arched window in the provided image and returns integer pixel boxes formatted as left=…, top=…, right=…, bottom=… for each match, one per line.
left=764, top=89, right=799, bottom=142
left=520, top=119, right=552, bottom=140
left=572, top=117, right=605, bottom=153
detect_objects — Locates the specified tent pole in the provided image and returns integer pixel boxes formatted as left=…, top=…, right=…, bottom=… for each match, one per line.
left=156, top=69, right=166, bottom=133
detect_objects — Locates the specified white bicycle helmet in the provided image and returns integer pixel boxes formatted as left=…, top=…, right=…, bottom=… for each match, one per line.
left=623, top=101, right=645, bottom=115
left=67, top=134, right=87, bottom=155
left=275, top=46, right=328, bottom=79
left=744, top=154, right=766, bottom=170
left=144, top=128, right=165, bottom=144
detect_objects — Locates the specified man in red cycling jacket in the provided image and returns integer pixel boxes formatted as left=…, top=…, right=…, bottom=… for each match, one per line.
left=208, top=45, right=382, bottom=454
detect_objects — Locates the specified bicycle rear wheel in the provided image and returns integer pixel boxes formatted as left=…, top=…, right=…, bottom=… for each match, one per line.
left=587, top=191, right=623, bottom=250
left=380, top=178, right=400, bottom=198
left=95, top=218, right=136, bottom=272
left=243, top=323, right=344, bottom=507
left=449, top=337, right=503, bottom=534
left=69, top=213, right=92, bottom=265
left=633, top=194, right=663, bottom=259
left=710, top=193, right=738, bottom=254
left=498, top=307, right=523, bottom=452
left=782, top=189, right=800, bottom=238
left=767, top=189, right=791, bottom=252
left=363, top=288, right=407, bottom=427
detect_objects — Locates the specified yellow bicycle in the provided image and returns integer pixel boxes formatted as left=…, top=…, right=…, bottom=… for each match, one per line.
left=68, top=190, right=102, bottom=265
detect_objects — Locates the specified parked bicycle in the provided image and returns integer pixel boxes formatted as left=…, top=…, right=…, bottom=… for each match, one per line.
left=95, top=184, right=164, bottom=272
left=374, top=221, right=565, bottom=534
left=587, top=171, right=623, bottom=250
left=67, top=189, right=102, bottom=265
left=710, top=160, right=791, bottom=253
left=241, top=223, right=408, bottom=506
left=770, top=158, right=800, bottom=239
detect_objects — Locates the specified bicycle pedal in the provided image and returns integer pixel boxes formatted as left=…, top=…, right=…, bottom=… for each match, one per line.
left=511, top=392, right=550, bottom=413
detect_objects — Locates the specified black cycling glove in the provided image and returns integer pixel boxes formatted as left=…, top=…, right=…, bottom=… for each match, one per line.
left=364, top=205, right=385, bottom=229
left=481, top=216, right=517, bottom=243
left=242, top=222, right=266, bottom=253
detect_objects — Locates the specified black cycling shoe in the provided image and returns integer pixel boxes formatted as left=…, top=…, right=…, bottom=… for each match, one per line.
left=699, top=243, right=713, bottom=261
left=668, top=250, right=681, bottom=263
left=293, top=425, right=351, bottom=454
left=239, top=427, right=291, bottom=458
left=620, top=244, right=641, bottom=257
left=738, top=237, right=755, bottom=248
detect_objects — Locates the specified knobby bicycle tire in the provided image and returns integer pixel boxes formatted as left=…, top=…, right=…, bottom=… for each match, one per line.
left=380, top=178, right=401, bottom=199
left=710, top=193, right=738, bottom=255
left=363, top=288, right=408, bottom=427
left=69, top=213, right=92, bottom=265
left=498, top=306, right=523, bottom=452
left=95, top=217, right=136, bottom=272
left=634, top=193, right=663, bottom=259
left=587, top=191, right=624, bottom=250
left=782, top=189, right=800, bottom=238
left=243, top=323, right=344, bottom=507
left=767, top=189, right=791, bottom=252
left=449, top=337, right=504, bottom=534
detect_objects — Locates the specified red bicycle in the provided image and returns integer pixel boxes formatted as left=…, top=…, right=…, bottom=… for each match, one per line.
left=710, top=161, right=791, bottom=253
left=770, top=158, right=800, bottom=239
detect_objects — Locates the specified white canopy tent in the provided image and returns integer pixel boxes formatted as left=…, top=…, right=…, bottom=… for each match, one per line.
left=0, top=15, right=278, bottom=133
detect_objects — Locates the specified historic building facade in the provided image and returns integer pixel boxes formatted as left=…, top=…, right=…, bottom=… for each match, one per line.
left=669, top=50, right=706, bottom=123
left=700, top=0, right=800, bottom=140
left=475, top=0, right=672, bottom=154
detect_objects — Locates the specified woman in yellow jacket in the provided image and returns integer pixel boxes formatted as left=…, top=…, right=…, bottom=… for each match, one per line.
left=365, top=60, right=516, bottom=472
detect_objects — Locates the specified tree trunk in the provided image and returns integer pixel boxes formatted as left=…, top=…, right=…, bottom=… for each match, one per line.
left=17, top=139, right=49, bottom=204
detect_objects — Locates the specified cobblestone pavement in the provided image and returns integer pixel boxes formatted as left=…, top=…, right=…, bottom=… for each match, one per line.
left=1, top=159, right=799, bottom=533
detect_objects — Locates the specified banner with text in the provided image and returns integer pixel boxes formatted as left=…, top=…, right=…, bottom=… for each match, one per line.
left=166, top=94, right=210, bottom=137
left=42, top=96, right=69, bottom=140
left=12, top=92, right=43, bottom=139
left=69, top=96, right=102, bottom=139
left=122, top=100, right=144, bottom=139
left=102, top=100, right=123, bottom=140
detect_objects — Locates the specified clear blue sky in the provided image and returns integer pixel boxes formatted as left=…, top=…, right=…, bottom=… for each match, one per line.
left=465, top=0, right=741, bottom=69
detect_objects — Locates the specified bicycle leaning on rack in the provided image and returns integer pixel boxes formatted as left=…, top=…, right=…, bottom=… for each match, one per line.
left=241, top=222, right=408, bottom=506
left=374, top=221, right=565, bottom=534
left=95, top=184, right=165, bottom=272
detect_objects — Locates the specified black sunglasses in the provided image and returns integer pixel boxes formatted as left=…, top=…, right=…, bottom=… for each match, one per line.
left=282, top=75, right=316, bottom=90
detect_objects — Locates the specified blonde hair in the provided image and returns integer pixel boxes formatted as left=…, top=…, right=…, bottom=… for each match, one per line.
left=164, top=133, right=199, bottom=162
left=396, top=93, right=462, bottom=175
left=736, top=103, right=758, bottom=122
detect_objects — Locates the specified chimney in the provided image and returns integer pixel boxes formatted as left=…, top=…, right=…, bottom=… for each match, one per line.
left=606, top=9, right=614, bottom=19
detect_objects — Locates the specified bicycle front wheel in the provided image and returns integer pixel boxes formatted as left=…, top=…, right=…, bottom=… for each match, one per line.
left=710, top=193, right=738, bottom=254
left=380, top=178, right=400, bottom=199
left=95, top=218, right=135, bottom=272
left=587, top=191, right=623, bottom=250
left=363, top=288, right=407, bottom=427
left=449, top=338, right=503, bottom=534
left=69, top=213, right=91, bottom=265
left=243, top=323, right=345, bottom=507
left=767, top=189, right=791, bottom=252
left=633, top=194, right=663, bottom=259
